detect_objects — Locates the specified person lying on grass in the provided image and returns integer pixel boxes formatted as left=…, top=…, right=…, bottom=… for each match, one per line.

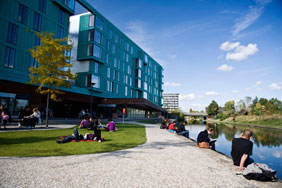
left=56, top=128, right=102, bottom=144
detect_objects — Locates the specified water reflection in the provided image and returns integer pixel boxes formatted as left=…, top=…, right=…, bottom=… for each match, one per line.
left=186, top=123, right=282, bottom=179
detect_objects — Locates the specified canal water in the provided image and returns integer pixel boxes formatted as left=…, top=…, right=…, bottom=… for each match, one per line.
left=186, top=124, right=282, bottom=179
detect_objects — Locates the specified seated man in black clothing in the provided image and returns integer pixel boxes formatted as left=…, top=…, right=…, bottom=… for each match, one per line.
left=197, top=127, right=215, bottom=150
left=176, top=121, right=189, bottom=138
left=88, top=118, right=102, bottom=142
left=231, top=129, right=253, bottom=170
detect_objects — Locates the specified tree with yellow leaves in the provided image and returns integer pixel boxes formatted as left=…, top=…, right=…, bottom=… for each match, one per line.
left=29, top=32, right=76, bottom=127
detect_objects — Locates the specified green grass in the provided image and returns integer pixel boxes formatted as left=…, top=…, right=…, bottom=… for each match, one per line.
left=0, top=123, right=146, bottom=157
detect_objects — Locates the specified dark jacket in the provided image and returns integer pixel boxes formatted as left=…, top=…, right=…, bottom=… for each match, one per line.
left=176, top=123, right=186, bottom=133
left=197, top=130, right=210, bottom=143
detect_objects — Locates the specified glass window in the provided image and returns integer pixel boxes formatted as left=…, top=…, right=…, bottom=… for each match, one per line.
left=95, top=16, right=103, bottom=31
left=113, top=70, right=116, bottom=80
left=105, top=53, right=109, bottom=64
left=61, top=0, right=75, bottom=10
left=57, top=25, right=64, bottom=39
left=117, top=72, right=120, bottom=81
left=125, top=75, right=128, bottom=84
left=106, top=40, right=110, bottom=51
left=7, top=23, right=18, bottom=44
left=112, top=44, right=115, bottom=54
left=89, top=15, right=95, bottom=27
left=125, top=86, right=128, bottom=96
left=118, top=60, right=121, bottom=69
left=114, top=58, right=117, bottom=68
left=107, top=81, right=113, bottom=92
left=116, top=84, right=119, bottom=94
left=18, top=4, right=28, bottom=25
left=138, top=79, right=141, bottom=88
left=91, top=75, right=100, bottom=88
left=94, top=30, right=102, bottom=44
left=126, top=43, right=129, bottom=51
left=58, top=9, right=65, bottom=24
left=144, top=82, right=148, bottom=91
left=144, top=92, right=147, bottom=99
left=138, top=69, right=142, bottom=78
left=33, top=12, right=42, bottom=31
left=144, top=54, right=148, bottom=63
left=87, top=44, right=93, bottom=56
left=107, top=67, right=110, bottom=78
left=88, top=29, right=94, bottom=41
left=109, top=29, right=112, bottom=39
left=130, top=46, right=133, bottom=54
left=130, top=77, right=132, bottom=86
left=94, top=62, right=98, bottom=73
left=39, top=0, right=47, bottom=13
left=126, top=53, right=129, bottom=62
left=93, top=44, right=101, bottom=58
left=30, top=35, right=40, bottom=67
left=115, top=33, right=118, bottom=43
left=4, top=47, right=16, bottom=69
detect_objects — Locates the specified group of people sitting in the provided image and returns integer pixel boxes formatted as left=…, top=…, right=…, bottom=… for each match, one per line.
left=79, top=117, right=117, bottom=132
left=161, top=119, right=254, bottom=171
left=160, top=119, right=189, bottom=138
left=18, top=107, right=41, bottom=128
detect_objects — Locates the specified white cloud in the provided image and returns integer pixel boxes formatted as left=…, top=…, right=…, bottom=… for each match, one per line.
left=219, top=41, right=259, bottom=61
left=217, top=55, right=224, bottom=59
left=232, top=0, right=271, bottom=36
left=256, top=81, right=262, bottom=86
left=269, top=82, right=282, bottom=90
left=232, top=90, right=240, bottom=94
left=226, top=43, right=258, bottom=61
left=168, top=54, right=176, bottom=59
left=205, top=91, right=220, bottom=96
left=164, top=82, right=181, bottom=87
left=220, top=41, right=240, bottom=51
left=179, top=93, right=196, bottom=101
left=217, top=64, right=234, bottom=71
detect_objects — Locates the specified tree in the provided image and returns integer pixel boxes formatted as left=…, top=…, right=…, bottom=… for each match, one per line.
left=224, top=100, right=235, bottom=115
left=29, top=32, right=76, bottom=127
left=251, top=96, right=259, bottom=113
left=259, top=98, right=268, bottom=106
left=207, top=100, right=219, bottom=116
left=266, top=98, right=282, bottom=114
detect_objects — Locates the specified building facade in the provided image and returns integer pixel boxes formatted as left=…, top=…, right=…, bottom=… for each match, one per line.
left=163, top=93, right=179, bottom=112
left=0, top=0, right=164, bottom=119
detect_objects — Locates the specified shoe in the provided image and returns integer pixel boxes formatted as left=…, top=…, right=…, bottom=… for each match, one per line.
left=18, top=123, right=21, bottom=128
left=98, top=140, right=101, bottom=142
left=56, top=141, right=62, bottom=144
left=27, top=126, right=31, bottom=129
left=93, top=137, right=97, bottom=140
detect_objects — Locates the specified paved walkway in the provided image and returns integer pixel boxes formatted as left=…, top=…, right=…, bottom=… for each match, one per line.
left=0, top=123, right=280, bottom=188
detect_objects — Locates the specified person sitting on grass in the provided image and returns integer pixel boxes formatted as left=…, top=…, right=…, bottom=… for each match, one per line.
left=105, top=118, right=117, bottom=132
left=87, top=117, right=102, bottom=142
left=197, top=127, right=215, bottom=150
left=168, top=121, right=177, bottom=133
left=79, top=115, right=89, bottom=129
left=176, top=121, right=189, bottom=138
left=56, top=128, right=83, bottom=144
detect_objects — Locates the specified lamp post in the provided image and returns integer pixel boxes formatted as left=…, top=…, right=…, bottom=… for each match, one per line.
left=89, top=82, right=95, bottom=117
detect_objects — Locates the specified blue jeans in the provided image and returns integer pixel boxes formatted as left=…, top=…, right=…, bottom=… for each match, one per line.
left=177, top=130, right=189, bottom=138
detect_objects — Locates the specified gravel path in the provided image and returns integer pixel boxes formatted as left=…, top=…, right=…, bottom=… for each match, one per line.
left=0, top=123, right=280, bottom=188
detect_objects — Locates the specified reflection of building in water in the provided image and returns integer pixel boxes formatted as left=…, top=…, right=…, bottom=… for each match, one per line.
left=163, top=93, right=179, bottom=112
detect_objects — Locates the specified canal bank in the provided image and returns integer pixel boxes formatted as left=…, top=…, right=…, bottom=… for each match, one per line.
left=0, top=123, right=280, bottom=188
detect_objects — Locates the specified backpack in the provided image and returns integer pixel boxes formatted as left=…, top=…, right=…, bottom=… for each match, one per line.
left=243, top=163, right=277, bottom=181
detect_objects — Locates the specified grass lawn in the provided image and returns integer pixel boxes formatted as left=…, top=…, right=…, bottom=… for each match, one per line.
left=0, top=123, right=146, bottom=157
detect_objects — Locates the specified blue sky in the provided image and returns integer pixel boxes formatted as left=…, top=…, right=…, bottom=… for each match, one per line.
left=76, top=0, right=282, bottom=112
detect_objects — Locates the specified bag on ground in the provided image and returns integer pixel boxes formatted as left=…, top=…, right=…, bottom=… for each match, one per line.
left=243, top=163, right=277, bottom=181
left=198, top=142, right=209, bottom=149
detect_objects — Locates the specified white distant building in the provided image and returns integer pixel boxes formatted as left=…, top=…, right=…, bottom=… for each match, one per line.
left=163, top=93, right=179, bottom=112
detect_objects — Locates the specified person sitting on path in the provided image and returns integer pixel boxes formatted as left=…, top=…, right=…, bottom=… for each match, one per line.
left=231, top=129, right=253, bottom=170
left=168, top=121, right=177, bottom=133
left=18, top=107, right=31, bottom=128
left=105, top=118, right=117, bottom=132
left=24, top=108, right=41, bottom=128
left=197, top=127, right=215, bottom=150
left=176, top=121, right=189, bottom=138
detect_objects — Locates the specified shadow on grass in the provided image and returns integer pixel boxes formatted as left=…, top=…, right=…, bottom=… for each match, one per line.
left=0, top=136, right=59, bottom=145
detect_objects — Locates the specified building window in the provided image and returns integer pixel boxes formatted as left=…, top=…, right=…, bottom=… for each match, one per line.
left=33, top=12, right=42, bottom=31
left=88, top=29, right=94, bottom=41
left=129, top=77, right=132, bottom=86
left=116, top=84, right=119, bottom=94
left=105, top=53, right=109, bottom=64
left=30, top=35, right=40, bottom=68
left=126, top=43, right=129, bottom=51
left=94, top=62, right=98, bottom=73
left=126, top=53, right=129, bottom=62
left=7, top=23, right=18, bottom=45
left=61, top=0, right=75, bottom=10
left=135, top=79, right=141, bottom=88
left=144, top=92, right=148, bottom=99
left=94, top=30, right=102, bottom=44
left=117, top=72, right=120, bottom=81
left=89, top=15, right=95, bottom=27
left=106, top=40, right=110, bottom=51
left=107, top=81, right=113, bottom=92
left=86, top=74, right=100, bottom=88
left=144, top=54, right=148, bottom=63
left=39, top=0, right=47, bottom=13
left=4, top=47, right=16, bottom=69
left=107, top=67, right=111, bottom=78
left=112, top=44, right=115, bottom=54
left=95, top=16, right=103, bottom=31
left=57, top=26, right=64, bottom=39
left=93, top=44, right=101, bottom=58
left=58, top=9, right=65, bottom=24
left=114, top=58, right=117, bottom=68
left=114, top=33, right=119, bottom=43
left=18, top=4, right=28, bottom=25
left=87, top=44, right=93, bottom=56
left=109, top=29, right=112, bottom=39
left=125, top=86, right=128, bottom=96
left=130, top=46, right=133, bottom=55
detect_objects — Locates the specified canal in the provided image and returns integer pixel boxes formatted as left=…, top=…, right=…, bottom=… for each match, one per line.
left=185, top=123, right=282, bottom=179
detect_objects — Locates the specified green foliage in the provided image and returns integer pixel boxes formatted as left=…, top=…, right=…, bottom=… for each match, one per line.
left=0, top=123, right=146, bottom=157
left=207, top=100, right=219, bottom=116
left=29, top=32, right=76, bottom=101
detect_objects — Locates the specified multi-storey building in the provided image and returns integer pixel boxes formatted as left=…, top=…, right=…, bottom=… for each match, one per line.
left=0, top=0, right=164, bottom=119
left=163, top=93, right=179, bottom=112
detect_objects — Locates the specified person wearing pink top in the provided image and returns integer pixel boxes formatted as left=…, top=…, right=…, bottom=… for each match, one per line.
left=106, top=118, right=117, bottom=132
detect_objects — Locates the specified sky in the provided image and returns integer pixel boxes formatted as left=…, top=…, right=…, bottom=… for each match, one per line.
left=75, top=0, right=282, bottom=112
